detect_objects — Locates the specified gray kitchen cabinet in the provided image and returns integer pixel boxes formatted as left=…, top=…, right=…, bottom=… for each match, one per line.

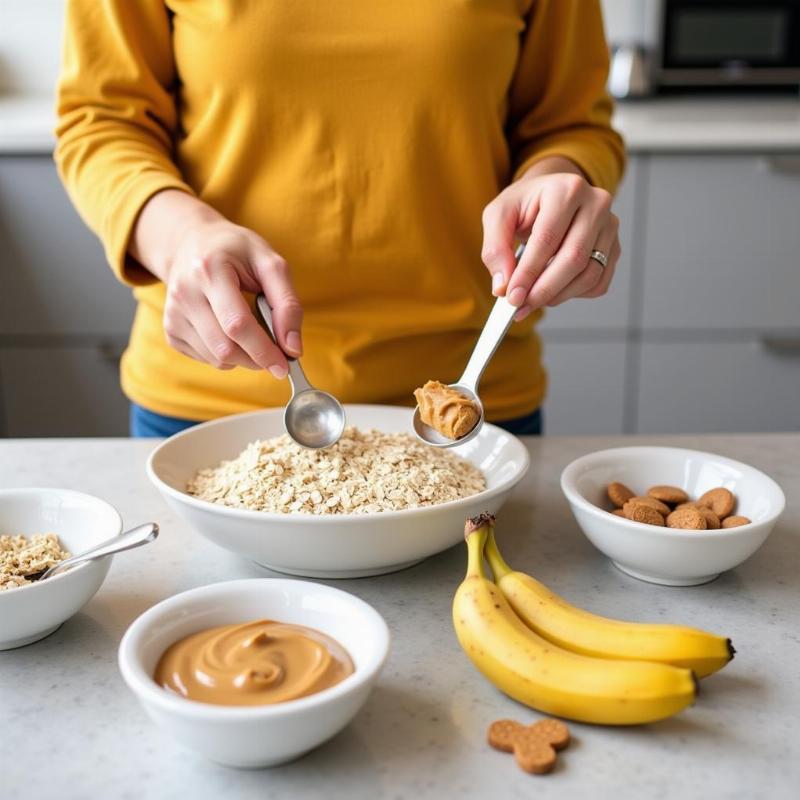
left=541, top=339, right=628, bottom=434
left=635, top=338, right=800, bottom=434
left=0, top=345, right=129, bottom=436
left=539, top=157, right=638, bottom=332
left=0, top=157, right=135, bottom=336
left=2, top=145, right=798, bottom=438
left=641, top=155, right=800, bottom=331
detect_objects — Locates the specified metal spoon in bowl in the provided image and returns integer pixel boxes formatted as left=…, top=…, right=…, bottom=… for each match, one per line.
left=256, top=295, right=346, bottom=449
left=27, top=522, right=159, bottom=582
left=413, top=244, right=526, bottom=449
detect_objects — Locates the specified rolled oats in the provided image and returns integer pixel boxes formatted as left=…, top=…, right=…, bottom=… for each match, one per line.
left=187, top=427, right=486, bottom=514
left=0, top=533, right=70, bottom=591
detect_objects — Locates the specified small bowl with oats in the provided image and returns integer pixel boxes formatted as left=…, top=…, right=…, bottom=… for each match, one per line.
left=147, top=405, right=529, bottom=578
left=0, top=487, right=122, bottom=649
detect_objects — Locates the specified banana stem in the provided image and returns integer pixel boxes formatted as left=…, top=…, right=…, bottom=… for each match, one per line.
left=484, top=527, right=512, bottom=579
left=465, top=522, right=489, bottom=579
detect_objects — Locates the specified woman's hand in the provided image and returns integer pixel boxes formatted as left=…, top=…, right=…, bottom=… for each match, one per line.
left=481, top=157, right=620, bottom=321
left=130, top=190, right=301, bottom=377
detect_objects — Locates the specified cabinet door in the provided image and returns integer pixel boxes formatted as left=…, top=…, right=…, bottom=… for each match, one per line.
left=541, top=339, right=628, bottom=435
left=0, top=345, right=129, bottom=437
left=0, top=157, right=135, bottom=336
left=641, top=155, right=800, bottom=330
left=540, top=158, right=637, bottom=332
left=635, top=339, right=800, bottom=433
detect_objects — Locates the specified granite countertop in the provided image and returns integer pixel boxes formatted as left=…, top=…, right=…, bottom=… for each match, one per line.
left=0, top=433, right=798, bottom=800
left=1, top=93, right=799, bottom=154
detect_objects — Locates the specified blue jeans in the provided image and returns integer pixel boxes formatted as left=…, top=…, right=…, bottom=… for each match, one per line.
left=130, top=404, right=542, bottom=438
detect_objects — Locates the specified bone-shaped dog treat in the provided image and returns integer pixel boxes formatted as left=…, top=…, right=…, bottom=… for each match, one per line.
left=487, top=718, right=570, bottom=774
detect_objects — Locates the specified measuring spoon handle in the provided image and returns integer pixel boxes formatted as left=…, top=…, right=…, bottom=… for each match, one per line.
left=42, top=523, right=159, bottom=579
left=459, top=244, right=526, bottom=392
left=255, top=295, right=312, bottom=394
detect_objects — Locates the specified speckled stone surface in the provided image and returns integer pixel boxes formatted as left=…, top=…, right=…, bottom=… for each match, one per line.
left=0, top=434, right=798, bottom=800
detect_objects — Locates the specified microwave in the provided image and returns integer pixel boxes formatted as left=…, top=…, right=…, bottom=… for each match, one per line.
left=656, top=0, right=800, bottom=90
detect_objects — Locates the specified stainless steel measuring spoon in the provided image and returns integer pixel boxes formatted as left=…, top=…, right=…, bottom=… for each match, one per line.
left=29, top=522, right=159, bottom=581
left=413, top=244, right=526, bottom=448
left=256, top=294, right=346, bottom=449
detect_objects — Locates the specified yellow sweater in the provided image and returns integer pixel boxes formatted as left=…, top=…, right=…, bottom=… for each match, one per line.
left=55, top=0, right=624, bottom=422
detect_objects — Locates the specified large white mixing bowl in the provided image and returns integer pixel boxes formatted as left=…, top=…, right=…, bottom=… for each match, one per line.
left=147, top=405, right=528, bottom=578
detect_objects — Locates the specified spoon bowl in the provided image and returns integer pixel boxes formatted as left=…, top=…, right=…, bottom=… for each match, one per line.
left=412, top=383, right=485, bottom=449
left=256, top=295, right=347, bottom=450
left=284, top=389, right=347, bottom=449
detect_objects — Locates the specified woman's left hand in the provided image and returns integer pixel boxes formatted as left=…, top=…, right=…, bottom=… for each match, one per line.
left=481, top=161, right=621, bottom=321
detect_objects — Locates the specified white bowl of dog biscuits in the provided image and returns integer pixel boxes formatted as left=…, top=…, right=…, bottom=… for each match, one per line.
left=561, top=446, right=785, bottom=586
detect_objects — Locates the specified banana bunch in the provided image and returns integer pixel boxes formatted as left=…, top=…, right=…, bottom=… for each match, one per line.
left=452, top=514, right=734, bottom=726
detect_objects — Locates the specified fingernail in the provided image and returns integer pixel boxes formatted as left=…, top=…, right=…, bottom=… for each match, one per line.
left=508, top=287, right=527, bottom=307
left=491, top=272, right=505, bottom=294
left=269, top=364, right=288, bottom=380
left=286, top=331, right=302, bottom=356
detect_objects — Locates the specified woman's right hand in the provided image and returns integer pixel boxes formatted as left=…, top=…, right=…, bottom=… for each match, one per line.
left=131, top=190, right=302, bottom=377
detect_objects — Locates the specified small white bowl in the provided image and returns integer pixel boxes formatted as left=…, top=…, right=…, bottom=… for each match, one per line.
left=118, top=578, right=390, bottom=768
left=561, top=447, right=785, bottom=586
left=147, top=405, right=529, bottom=578
left=0, top=488, right=122, bottom=649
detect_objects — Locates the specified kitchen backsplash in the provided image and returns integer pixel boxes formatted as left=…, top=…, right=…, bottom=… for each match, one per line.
left=0, top=0, right=66, bottom=94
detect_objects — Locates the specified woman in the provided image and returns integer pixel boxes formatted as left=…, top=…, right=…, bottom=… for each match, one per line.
left=56, top=0, right=624, bottom=438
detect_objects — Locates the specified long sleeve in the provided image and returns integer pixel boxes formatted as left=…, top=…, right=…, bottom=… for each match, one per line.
left=507, top=0, right=626, bottom=193
left=54, top=0, right=194, bottom=285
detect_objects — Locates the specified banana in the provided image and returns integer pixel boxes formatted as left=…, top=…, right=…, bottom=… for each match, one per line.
left=453, top=515, right=697, bottom=725
left=484, top=528, right=733, bottom=679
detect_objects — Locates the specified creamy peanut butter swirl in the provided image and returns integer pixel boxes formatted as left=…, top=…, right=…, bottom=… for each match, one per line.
left=154, top=620, right=354, bottom=706
left=414, top=380, right=480, bottom=440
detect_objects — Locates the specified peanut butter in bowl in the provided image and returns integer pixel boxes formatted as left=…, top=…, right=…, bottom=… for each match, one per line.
left=154, top=619, right=354, bottom=707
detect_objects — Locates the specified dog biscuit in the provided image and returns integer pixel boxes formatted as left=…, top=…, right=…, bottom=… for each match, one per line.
left=698, top=488, right=736, bottom=519
left=488, top=718, right=570, bottom=775
left=607, top=482, right=635, bottom=508
left=626, top=496, right=671, bottom=517
left=647, top=485, right=689, bottom=505
left=623, top=501, right=666, bottom=526
left=699, top=507, right=721, bottom=529
left=721, top=515, right=751, bottom=528
left=666, top=507, right=707, bottom=530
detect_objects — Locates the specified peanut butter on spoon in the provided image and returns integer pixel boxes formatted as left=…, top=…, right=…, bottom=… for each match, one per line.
left=413, top=380, right=481, bottom=441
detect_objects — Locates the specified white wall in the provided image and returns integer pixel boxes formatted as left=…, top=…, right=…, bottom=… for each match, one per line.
left=0, top=0, right=65, bottom=94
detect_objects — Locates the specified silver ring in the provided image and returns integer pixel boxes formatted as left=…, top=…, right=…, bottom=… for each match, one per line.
left=589, top=249, right=608, bottom=268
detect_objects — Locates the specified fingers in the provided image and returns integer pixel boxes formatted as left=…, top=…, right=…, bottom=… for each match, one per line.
left=164, top=305, right=237, bottom=369
left=545, top=261, right=605, bottom=308
left=250, top=247, right=304, bottom=360
left=580, top=238, right=620, bottom=299
left=547, top=214, right=620, bottom=306
left=481, top=193, right=523, bottom=296
left=505, top=177, right=584, bottom=308
left=518, top=188, right=612, bottom=319
left=513, top=205, right=599, bottom=319
left=204, top=258, right=289, bottom=374
left=187, top=296, right=262, bottom=371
